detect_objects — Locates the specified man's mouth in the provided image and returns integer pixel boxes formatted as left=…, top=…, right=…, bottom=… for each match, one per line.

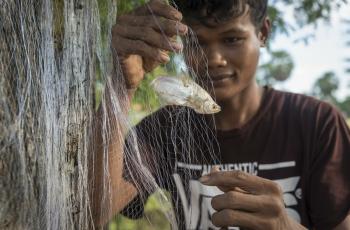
left=212, top=74, right=234, bottom=81
left=205, top=74, right=237, bottom=87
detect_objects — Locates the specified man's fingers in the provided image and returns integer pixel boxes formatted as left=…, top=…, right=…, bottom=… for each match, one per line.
left=113, top=0, right=187, bottom=67
left=211, top=209, right=262, bottom=229
left=209, top=166, right=231, bottom=192
left=117, top=15, right=188, bottom=36
left=114, top=24, right=182, bottom=53
left=114, top=36, right=170, bottom=63
left=211, top=191, right=263, bottom=213
left=133, top=0, right=182, bottom=21
left=199, top=170, right=280, bottom=195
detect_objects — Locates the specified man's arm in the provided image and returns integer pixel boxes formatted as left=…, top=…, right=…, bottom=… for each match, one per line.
left=89, top=87, right=138, bottom=227
left=333, top=214, right=350, bottom=230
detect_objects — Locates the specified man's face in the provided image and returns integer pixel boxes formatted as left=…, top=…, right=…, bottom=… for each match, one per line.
left=184, top=6, right=267, bottom=102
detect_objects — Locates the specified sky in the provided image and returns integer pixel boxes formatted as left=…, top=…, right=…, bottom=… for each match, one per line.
left=268, top=3, right=350, bottom=100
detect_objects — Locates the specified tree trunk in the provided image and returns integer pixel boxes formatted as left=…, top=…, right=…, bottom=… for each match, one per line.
left=0, top=0, right=117, bottom=229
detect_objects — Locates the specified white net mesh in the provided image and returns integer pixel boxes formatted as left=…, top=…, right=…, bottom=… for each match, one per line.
left=0, top=0, right=220, bottom=229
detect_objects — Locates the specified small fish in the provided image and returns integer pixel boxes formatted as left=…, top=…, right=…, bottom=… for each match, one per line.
left=151, top=75, right=221, bottom=114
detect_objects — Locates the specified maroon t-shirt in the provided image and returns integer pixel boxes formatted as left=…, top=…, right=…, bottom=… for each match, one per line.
left=123, top=87, right=350, bottom=230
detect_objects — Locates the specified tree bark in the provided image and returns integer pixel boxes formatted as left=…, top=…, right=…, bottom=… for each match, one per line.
left=0, top=0, right=117, bottom=229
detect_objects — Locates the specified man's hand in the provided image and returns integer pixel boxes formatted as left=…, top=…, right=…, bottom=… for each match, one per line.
left=112, top=0, right=187, bottom=90
left=199, top=169, right=307, bottom=230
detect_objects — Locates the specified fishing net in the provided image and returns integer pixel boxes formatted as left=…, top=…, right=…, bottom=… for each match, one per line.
left=0, top=0, right=220, bottom=229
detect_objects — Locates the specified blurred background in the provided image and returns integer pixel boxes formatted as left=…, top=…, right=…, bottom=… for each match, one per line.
left=108, top=0, right=350, bottom=229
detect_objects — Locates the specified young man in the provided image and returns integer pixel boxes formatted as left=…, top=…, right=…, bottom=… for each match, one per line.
left=97, top=0, right=350, bottom=229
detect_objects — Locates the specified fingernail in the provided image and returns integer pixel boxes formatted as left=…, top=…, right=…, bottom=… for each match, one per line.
left=177, top=23, right=188, bottom=33
left=199, top=175, right=210, bottom=184
left=160, top=53, right=170, bottom=62
left=174, top=12, right=183, bottom=20
left=171, top=42, right=183, bottom=51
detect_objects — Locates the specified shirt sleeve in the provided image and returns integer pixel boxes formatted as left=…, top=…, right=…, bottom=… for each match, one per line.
left=308, top=104, right=350, bottom=230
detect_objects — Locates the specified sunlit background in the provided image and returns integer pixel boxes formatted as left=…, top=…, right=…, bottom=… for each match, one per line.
left=272, top=3, right=350, bottom=102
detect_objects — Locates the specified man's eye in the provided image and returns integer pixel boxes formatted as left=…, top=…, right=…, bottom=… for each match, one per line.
left=223, top=37, right=242, bottom=44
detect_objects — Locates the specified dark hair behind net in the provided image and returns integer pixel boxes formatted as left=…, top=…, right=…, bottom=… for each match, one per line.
left=172, top=0, right=268, bottom=27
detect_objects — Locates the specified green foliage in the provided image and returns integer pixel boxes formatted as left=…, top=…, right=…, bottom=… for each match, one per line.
left=132, top=69, right=164, bottom=111
left=265, top=1, right=348, bottom=82
left=97, top=0, right=109, bottom=36
left=128, top=68, right=164, bottom=124
left=117, top=0, right=147, bottom=14
left=109, top=191, right=172, bottom=230
left=268, top=0, right=348, bottom=40
left=338, top=96, right=350, bottom=117
left=259, top=50, right=294, bottom=85
left=267, top=6, right=292, bottom=40
left=312, top=71, right=339, bottom=104
left=293, top=0, right=347, bottom=25
left=130, top=53, right=180, bottom=124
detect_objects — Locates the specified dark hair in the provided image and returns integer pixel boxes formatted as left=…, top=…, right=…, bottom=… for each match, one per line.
left=171, top=0, right=268, bottom=28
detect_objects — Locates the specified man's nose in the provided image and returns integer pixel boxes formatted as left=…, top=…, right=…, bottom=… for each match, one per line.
left=206, top=47, right=227, bottom=68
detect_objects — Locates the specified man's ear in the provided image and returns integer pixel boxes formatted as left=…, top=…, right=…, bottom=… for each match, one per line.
left=258, top=17, right=271, bottom=47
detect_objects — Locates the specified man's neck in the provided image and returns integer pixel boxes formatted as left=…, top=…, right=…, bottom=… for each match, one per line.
left=214, top=82, right=264, bottom=131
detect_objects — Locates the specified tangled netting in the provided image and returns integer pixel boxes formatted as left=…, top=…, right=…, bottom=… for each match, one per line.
left=0, top=0, right=219, bottom=229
